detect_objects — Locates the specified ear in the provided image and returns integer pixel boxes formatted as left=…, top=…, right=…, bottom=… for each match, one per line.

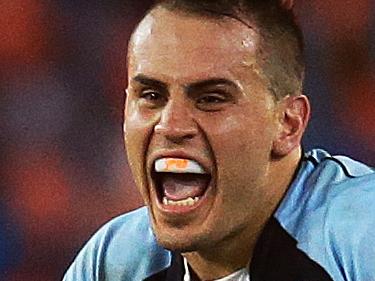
left=280, top=0, right=295, bottom=10
left=272, top=95, right=310, bottom=157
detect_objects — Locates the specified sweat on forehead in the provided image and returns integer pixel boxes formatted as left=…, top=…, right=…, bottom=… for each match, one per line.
left=128, top=8, right=261, bottom=81
left=129, top=0, right=304, bottom=98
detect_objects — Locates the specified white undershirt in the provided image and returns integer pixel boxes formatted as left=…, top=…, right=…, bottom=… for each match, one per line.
left=183, top=257, right=250, bottom=281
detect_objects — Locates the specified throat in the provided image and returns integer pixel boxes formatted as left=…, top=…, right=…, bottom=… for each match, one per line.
left=183, top=252, right=250, bottom=281
left=181, top=226, right=258, bottom=281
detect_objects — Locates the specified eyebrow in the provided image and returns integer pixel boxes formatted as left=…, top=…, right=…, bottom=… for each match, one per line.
left=132, top=74, right=168, bottom=91
left=131, top=74, right=239, bottom=93
left=186, top=78, right=239, bottom=93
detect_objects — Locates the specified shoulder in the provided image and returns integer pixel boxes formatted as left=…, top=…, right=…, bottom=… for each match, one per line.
left=303, top=149, right=375, bottom=235
left=276, top=149, right=375, bottom=230
left=63, top=206, right=171, bottom=281
left=305, top=148, right=374, bottom=182
left=276, top=149, right=375, bottom=280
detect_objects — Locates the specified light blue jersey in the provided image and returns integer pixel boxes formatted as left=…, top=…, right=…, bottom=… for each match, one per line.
left=63, top=149, right=375, bottom=281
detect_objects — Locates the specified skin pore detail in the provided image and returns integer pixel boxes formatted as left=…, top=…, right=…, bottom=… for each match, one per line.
left=125, top=5, right=307, bottom=281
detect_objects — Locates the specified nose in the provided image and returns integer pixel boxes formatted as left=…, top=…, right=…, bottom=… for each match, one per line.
left=154, top=100, right=198, bottom=143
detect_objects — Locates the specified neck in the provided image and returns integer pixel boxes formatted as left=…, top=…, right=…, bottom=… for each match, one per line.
left=183, top=147, right=302, bottom=280
left=182, top=229, right=256, bottom=280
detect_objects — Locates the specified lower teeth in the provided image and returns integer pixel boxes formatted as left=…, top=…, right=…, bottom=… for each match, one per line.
left=163, top=196, right=200, bottom=206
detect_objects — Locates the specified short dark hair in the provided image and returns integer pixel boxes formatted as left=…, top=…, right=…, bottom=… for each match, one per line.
left=150, top=0, right=305, bottom=99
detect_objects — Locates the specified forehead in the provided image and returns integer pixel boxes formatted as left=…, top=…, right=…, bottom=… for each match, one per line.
left=128, top=7, right=261, bottom=82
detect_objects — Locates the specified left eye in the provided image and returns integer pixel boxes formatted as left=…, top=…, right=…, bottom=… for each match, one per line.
left=197, top=93, right=227, bottom=104
left=195, top=93, right=229, bottom=111
left=197, top=94, right=226, bottom=104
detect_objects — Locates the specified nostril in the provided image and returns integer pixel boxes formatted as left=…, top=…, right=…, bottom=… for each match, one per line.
left=165, top=132, right=195, bottom=144
left=154, top=124, right=197, bottom=142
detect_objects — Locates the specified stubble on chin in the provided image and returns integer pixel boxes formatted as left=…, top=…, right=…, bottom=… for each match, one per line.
left=151, top=221, right=209, bottom=253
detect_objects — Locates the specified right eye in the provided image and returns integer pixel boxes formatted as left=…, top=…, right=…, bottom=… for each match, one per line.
left=140, top=90, right=161, bottom=100
left=139, top=90, right=166, bottom=108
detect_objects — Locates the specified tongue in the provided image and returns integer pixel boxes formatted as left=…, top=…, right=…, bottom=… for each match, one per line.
left=161, top=173, right=209, bottom=201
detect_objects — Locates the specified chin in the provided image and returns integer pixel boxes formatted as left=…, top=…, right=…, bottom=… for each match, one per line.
left=153, top=226, right=211, bottom=252
left=157, top=238, right=196, bottom=252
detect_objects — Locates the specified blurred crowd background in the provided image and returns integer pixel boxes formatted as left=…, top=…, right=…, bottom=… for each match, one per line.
left=1, top=0, right=374, bottom=280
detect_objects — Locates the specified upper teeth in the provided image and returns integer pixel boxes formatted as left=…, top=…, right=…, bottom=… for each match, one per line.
left=155, top=158, right=206, bottom=174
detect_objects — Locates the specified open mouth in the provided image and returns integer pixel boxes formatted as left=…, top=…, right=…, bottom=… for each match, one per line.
left=151, top=158, right=212, bottom=209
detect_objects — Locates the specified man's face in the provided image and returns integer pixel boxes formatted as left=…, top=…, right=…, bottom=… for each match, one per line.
left=125, top=7, right=282, bottom=251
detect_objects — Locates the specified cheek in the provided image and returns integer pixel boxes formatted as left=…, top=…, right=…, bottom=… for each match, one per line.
left=124, top=100, right=159, bottom=195
left=203, top=112, right=275, bottom=190
left=203, top=114, right=275, bottom=226
left=124, top=99, right=160, bottom=146
left=208, top=112, right=273, bottom=157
